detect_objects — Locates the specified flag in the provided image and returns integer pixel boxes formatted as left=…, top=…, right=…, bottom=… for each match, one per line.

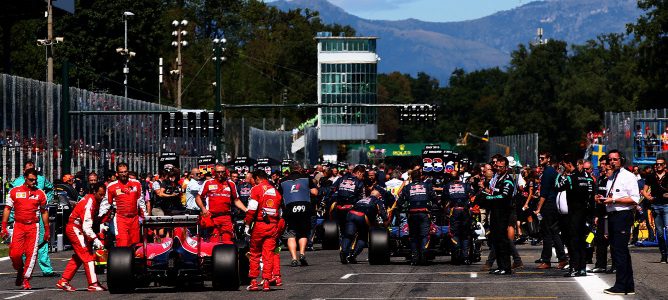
left=591, top=144, right=607, bottom=168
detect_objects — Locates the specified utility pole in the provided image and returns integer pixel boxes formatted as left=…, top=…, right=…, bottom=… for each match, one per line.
left=47, top=0, right=53, bottom=83
left=119, top=11, right=135, bottom=100
left=213, top=38, right=226, bottom=161
left=171, top=20, right=188, bottom=108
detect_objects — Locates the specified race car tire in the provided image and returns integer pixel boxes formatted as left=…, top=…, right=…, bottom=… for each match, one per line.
left=107, top=247, right=135, bottom=294
left=237, top=245, right=251, bottom=285
left=368, top=227, right=390, bottom=265
left=212, top=244, right=240, bottom=291
left=322, top=220, right=339, bottom=250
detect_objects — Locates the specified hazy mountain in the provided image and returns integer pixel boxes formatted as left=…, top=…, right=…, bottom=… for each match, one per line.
left=270, top=0, right=643, bottom=85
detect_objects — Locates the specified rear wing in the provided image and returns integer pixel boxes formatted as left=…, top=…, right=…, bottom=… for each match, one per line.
left=143, top=215, right=199, bottom=228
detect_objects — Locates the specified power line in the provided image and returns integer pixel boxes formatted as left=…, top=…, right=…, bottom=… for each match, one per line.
left=239, top=53, right=316, bottom=78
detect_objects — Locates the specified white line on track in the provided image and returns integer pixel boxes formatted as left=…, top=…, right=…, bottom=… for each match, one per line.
left=573, top=274, right=623, bottom=300
left=339, top=272, right=488, bottom=280
left=0, top=291, right=33, bottom=300
left=295, top=280, right=576, bottom=285
left=312, top=298, right=476, bottom=300
left=0, top=257, right=9, bottom=262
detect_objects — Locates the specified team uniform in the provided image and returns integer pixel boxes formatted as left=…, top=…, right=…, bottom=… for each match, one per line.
left=340, top=195, right=388, bottom=264
left=445, top=180, right=473, bottom=264
left=59, top=195, right=105, bottom=290
left=6, top=185, right=48, bottom=283
left=279, top=172, right=316, bottom=240
left=398, top=180, right=437, bottom=265
left=245, top=180, right=282, bottom=291
left=556, top=169, right=594, bottom=276
left=101, top=179, right=146, bottom=247
left=482, top=173, right=516, bottom=274
left=330, top=174, right=365, bottom=232
left=199, top=178, right=239, bottom=243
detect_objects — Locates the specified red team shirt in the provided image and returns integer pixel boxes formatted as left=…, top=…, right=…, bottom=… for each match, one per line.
left=7, top=185, right=47, bottom=224
left=245, top=180, right=282, bottom=224
left=199, top=179, right=238, bottom=214
left=105, top=179, right=145, bottom=217
left=68, top=194, right=99, bottom=241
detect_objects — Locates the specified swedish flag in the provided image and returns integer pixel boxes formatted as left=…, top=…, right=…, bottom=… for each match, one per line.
left=591, top=144, right=607, bottom=168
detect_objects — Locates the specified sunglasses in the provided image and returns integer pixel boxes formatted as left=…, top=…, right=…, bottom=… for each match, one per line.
left=26, top=178, right=37, bottom=182
left=609, top=158, right=620, bottom=161
left=539, top=157, right=547, bottom=160
left=656, top=163, right=666, bottom=166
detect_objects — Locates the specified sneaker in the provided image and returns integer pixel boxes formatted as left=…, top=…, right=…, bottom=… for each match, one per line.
left=291, top=259, right=299, bottom=267
left=606, top=268, right=617, bottom=274
left=536, top=263, right=551, bottom=269
left=247, top=279, right=260, bottom=291
left=299, top=254, right=308, bottom=266
left=269, top=276, right=283, bottom=286
left=56, top=279, right=76, bottom=292
left=588, top=267, right=607, bottom=273
left=87, top=283, right=107, bottom=292
left=512, top=261, right=524, bottom=270
left=347, top=256, right=358, bottom=264
left=339, top=253, right=348, bottom=265
left=15, top=268, right=23, bottom=287
left=262, top=279, right=270, bottom=292
left=604, top=288, right=635, bottom=295
left=534, top=258, right=546, bottom=264
left=661, top=254, right=667, bottom=264
left=22, top=278, right=31, bottom=290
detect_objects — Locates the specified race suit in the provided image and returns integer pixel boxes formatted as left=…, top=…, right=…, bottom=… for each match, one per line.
left=330, top=174, right=364, bottom=232
left=101, top=179, right=146, bottom=247
left=444, top=180, right=473, bottom=263
left=63, top=194, right=102, bottom=285
left=340, top=195, right=388, bottom=260
left=245, top=180, right=282, bottom=280
left=482, top=173, right=515, bottom=272
left=398, top=180, right=437, bottom=264
left=200, top=179, right=238, bottom=243
left=556, top=170, right=594, bottom=273
left=6, top=185, right=48, bottom=280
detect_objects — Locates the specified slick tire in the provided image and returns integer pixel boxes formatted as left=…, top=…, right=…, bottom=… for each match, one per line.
left=322, top=220, right=339, bottom=250
left=212, top=244, right=240, bottom=291
left=368, top=227, right=390, bottom=265
left=107, top=247, right=135, bottom=294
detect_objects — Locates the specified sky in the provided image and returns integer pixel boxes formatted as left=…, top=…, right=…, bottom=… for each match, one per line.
left=321, top=0, right=538, bottom=22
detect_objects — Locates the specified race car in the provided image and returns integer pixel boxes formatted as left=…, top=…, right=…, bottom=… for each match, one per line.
left=106, top=215, right=250, bottom=293
left=367, top=208, right=484, bottom=265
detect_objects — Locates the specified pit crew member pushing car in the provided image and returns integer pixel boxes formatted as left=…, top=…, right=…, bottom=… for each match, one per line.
left=56, top=183, right=108, bottom=292
left=444, top=170, right=474, bottom=265
left=99, top=163, right=147, bottom=247
left=245, top=170, right=283, bottom=292
left=340, top=187, right=388, bottom=264
left=398, top=169, right=437, bottom=265
left=330, top=165, right=366, bottom=240
left=196, top=163, right=247, bottom=243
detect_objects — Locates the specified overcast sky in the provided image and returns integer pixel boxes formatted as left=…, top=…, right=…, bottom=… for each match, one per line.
left=283, top=0, right=539, bottom=22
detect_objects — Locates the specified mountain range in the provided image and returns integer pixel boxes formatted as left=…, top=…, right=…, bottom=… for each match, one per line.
left=270, top=0, right=643, bottom=85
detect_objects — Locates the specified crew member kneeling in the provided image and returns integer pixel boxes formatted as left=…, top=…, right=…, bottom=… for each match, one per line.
left=246, top=170, right=283, bottom=292
left=56, top=183, right=107, bottom=292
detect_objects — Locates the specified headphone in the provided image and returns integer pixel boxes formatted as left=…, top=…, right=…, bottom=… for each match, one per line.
left=609, top=149, right=626, bottom=165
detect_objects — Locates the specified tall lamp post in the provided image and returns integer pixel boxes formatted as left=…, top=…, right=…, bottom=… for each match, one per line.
left=171, top=20, right=188, bottom=108
left=118, top=11, right=136, bottom=99
left=213, top=37, right=227, bottom=161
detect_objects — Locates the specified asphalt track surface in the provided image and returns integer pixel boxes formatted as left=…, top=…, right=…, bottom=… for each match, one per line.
left=0, top=243, right=666, bottom=299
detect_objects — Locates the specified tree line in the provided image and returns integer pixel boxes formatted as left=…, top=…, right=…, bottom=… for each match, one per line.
left=1, top=0, right=666, bottom=160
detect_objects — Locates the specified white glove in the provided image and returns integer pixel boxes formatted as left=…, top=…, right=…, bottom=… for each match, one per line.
left=93, top=238, right=104, bottom=249
left=244, top=225, right=250, bottom=236
left=99, top=224, right=109, bottom=233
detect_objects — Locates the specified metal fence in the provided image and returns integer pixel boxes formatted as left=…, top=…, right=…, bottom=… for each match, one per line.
left=604, top=109, right=668, bottom=165
left=488, top=133, right=539, bottom=167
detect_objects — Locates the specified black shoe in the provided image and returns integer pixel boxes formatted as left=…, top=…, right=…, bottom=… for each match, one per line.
left=489, top=269, right=499, bottom=274
left=604, top=288, right=635, bottom=295
left=463, top=259, right=471, bottom=265
left=535, top=258, right=547, bottom=264
left=494, top=269, right=512, bottom=275
left=42, top=272, right=59, bottom=277
left=306, top=245, right=315, bottom=252
left=299, top=254, right=308, bottom=266
left=15, top=268, right=23, bottom=286
left=575, top=270, right=587, bottom=277
left=661, top=254, right=667, bottom=263
left=347, top=256, right=357, bottom=264
left=606, top=268, right=617, bottom=274
left=339, top=253, right=348, bottom=265
left=514, top=237, right=527, bottom=245
left=588, top=267, right=606, bottom=273
left=291, top=260, right=299, bottom=267
left=563, top=270, right=577, bottom=277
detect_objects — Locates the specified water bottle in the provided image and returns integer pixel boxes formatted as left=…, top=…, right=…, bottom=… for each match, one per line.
left=536, top=213, right=543, bottom=221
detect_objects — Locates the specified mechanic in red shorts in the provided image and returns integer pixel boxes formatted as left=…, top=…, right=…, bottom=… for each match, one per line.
left=1, top=168, right=49, bottom=290
left=245, top=170, right=283, bottom=291
left=196, top=163, right=247, bottom=243
left=56, top=183, right=107, bottom=292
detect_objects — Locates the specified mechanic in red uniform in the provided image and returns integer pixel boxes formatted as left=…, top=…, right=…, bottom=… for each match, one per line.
left=99, top=163, right=146, bottom=247
left=245, top=170, right=283, bottom=291
left=196, top=163, right=247, bottom=243
left=56, top=183, right=107, bottom=292
left=1, top=169, right=49, bottom=290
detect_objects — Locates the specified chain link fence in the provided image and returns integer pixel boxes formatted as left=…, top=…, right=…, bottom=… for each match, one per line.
left=488, top=133, right=539, bottom=167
